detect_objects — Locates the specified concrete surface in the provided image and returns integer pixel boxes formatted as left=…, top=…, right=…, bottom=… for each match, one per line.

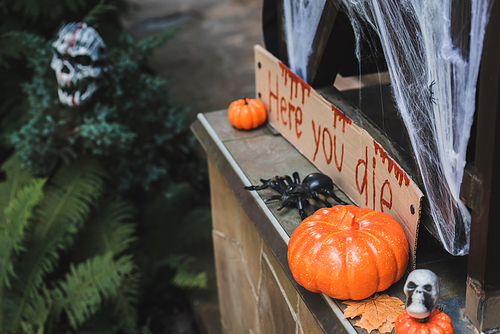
left=121, top=0, right=264, bottom=124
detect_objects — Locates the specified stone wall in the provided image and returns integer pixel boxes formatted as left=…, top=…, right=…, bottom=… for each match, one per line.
left=208, top=159, right=324, bottom=334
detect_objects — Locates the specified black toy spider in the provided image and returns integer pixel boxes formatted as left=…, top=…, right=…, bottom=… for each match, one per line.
left=244, top=172, right=348, bottom=220
left=428, top=80, right=437, bottom=105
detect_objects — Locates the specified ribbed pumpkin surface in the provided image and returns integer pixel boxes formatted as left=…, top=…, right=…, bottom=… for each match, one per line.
left=287, top=205, right=409, bottom=300
left=227, top=98, right=266, bottom=130
left=395, top=310, right=454, bottom=334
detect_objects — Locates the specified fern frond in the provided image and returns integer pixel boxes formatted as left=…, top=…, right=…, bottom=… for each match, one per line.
left=74, top=198, right=137, bottom=260
left=165, top=255, right=207, bottom=290
left=71, top=198, right=139, bottom=333
left=19, top=287, right=51, bottom=334
left=0, top=178, right=46, bottom=288
left=51, top=253, right=134, bottom=330
left=0, top=178, right=45, bottom=332
left=5, top=158, right=107, bottom=332
left=0, top=156, right=35, bottom=214
left=171, top=268, right=207, bottom=290
left=37, top=157, right=107, bottom=239
left=113, top=272, right=140, bottom=334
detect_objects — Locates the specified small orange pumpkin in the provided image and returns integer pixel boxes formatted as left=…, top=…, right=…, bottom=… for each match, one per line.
left=395, top=309, right=454, bottom=333
left=287, top=205, right=409, bottom=300
left=227, top=98, right=266, bottom=130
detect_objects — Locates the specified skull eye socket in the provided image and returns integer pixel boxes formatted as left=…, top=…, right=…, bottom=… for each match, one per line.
left=55, top=51, right=69, bottom=61
left=423, top=284, right=433, bottom=292
left=407, top=282, right=417, bottom=290
left=74, top=55, right=92, bottom=66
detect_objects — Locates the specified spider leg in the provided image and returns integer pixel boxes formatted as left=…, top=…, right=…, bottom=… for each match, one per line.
left=267, top=180, right=285, bottom=194
left=312, top=191, right=332, bottom=207
left=277, top=196, right=296, bottom=211
left=292, top=172, right=300, bottom=185
left=321, top=188, right=348, bottom=205
left=244, top=184, right=269, bottom=191
left=244, top=178, right=272, bottom=191
left=283, top=175, right=294, bottom=187
left=297, top=197, right=309, bottom=220
left=264, top=195, right=282, bottom=202
left=275, top=176, right=289, bottom=192
left=245, top=179, right=285, bottom=195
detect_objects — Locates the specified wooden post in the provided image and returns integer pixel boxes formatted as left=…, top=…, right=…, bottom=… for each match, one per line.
left=305, top=0, right=339, bottom=86
left=465, top=0, right=500, bottom=330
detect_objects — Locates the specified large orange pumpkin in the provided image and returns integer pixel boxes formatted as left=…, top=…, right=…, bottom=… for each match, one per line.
left=287, top=205, right=409, bottom=300
left=227, top=98, right=266, bottom=130
left=395, top=310, right=454, bottom=333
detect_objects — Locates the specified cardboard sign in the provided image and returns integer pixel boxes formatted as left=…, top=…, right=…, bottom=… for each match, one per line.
left=254, top=45, right=423, bottom=268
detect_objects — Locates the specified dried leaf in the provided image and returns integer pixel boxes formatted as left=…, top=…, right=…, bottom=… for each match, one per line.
left=386, top=314, right=397, bottom=323
left=378, top=320, right=394, bottom=334
left=343, top=293, right=405, bottom=333
left=356, top=316, right=377, bottom=332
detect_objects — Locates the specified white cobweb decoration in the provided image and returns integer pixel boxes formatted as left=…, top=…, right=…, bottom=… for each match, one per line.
left=283, top=0, right=327, bottom=82
left=337, top=0, right=493, bottom=255
left=281, top=0, right=493, bottom=255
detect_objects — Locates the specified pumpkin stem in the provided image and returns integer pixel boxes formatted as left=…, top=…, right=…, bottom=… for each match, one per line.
left=418, top=316, right=430, bottom=323
left=242, top=96, right=249, bottom=105
left=336, top=209, right=359, bottom=231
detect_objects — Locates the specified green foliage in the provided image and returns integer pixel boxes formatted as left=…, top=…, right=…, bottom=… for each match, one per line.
left=1, top=0, right=86, bottom=28
left=0, top=162, right=46, bottom=330
left=0, top=156, right=139, bottom=333
left=74, top=199, right=137, bottom=259
left=0, top=155, right=36, bottom=210
left=0, top=0, right=126, bottom=152
left=6, top=27, right=200, bottom=193
left=0, top=178, right=46, bottom=289
left=72, top=199, right=140, bottom=333
left=2, top=2, right=213, bottom=332
left=52, top=253, right=133, bottom=329
left=167, top=255, right=208, bottom=289
left=138, top=182, right=212, bottom=291
left=0, top=0, right=124, bottom=64
left=113, top=272, right=141, bottom=334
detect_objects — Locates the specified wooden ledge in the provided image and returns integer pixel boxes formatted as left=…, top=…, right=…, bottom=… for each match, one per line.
left=191, top=110, right=473, bottom=333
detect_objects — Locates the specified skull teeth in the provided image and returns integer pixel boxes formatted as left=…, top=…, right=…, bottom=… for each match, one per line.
left=58, top=82, right=99, bottom=107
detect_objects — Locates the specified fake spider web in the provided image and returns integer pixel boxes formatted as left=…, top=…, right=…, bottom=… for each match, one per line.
left=283, top=0, right=327, bottom=82
left=283, top=0, right=493, bottom=255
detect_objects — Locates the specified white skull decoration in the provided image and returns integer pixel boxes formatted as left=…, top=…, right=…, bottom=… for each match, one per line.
left=403, top=269, right=440, bottom=319
left=51, top=22, right=106, bottom=107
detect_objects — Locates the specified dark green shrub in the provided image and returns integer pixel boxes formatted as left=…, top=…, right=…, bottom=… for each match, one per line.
left=6, top=28, right=201, bottom=193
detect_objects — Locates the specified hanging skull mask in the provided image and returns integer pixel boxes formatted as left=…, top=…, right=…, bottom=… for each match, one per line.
left=403, top=269, right=440, bottom=319
left=51, top=22, right=106, bottom=107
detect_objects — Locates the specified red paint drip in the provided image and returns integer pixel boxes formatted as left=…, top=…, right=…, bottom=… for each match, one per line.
left=373, top=141, right=410, bottom=187
left=331, top=105, right=352, bottom=132
left=279, top=62, right=311, bottom=104
left=66, top=22, right=84, bottom=53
